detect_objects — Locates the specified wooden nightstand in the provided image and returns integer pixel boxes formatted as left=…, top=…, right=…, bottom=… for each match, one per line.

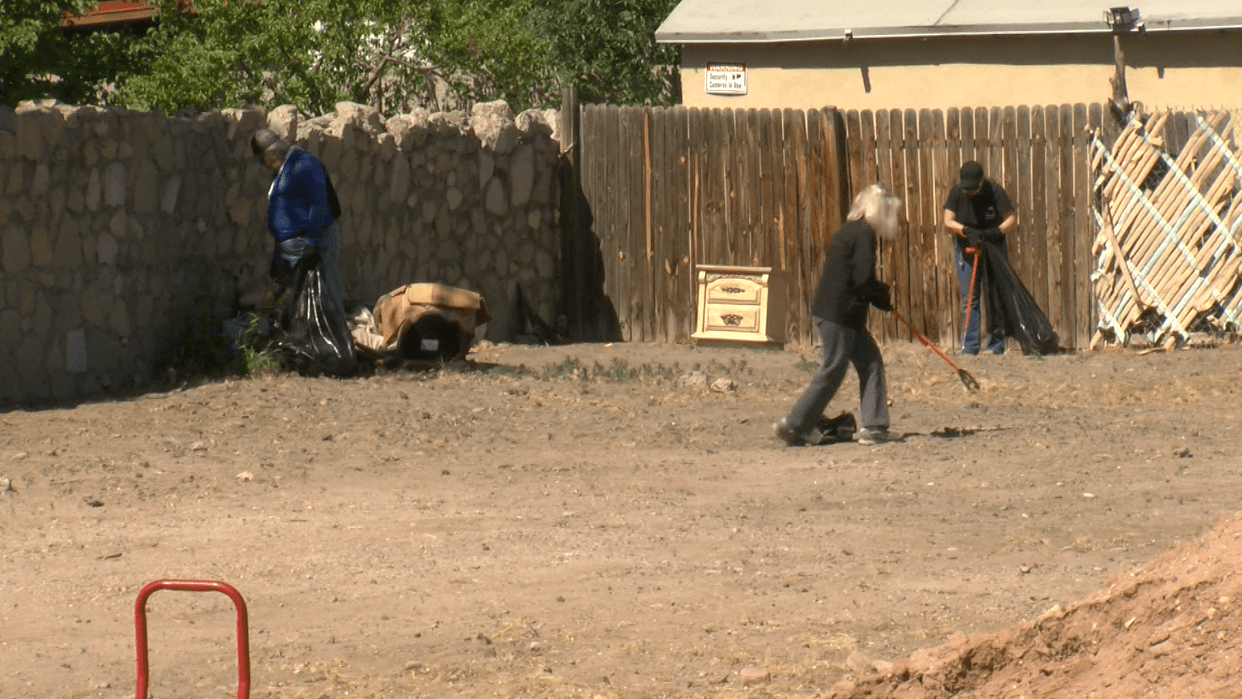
left=691, top=265, right=787, bottom=348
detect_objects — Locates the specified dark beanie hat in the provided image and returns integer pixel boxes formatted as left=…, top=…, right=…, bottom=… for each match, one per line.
left=251, top=128, right=282, bottom=157
left=959, top=161, right=984, bottom=189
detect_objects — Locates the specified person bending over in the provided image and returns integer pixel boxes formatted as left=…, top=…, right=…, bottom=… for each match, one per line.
left=251, top=128, right=346, bottom=330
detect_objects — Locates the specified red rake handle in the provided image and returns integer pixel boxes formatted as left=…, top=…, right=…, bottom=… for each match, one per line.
left=892, top=310, right=963, bottom=372
left=891, top=310, right=979, bottom=391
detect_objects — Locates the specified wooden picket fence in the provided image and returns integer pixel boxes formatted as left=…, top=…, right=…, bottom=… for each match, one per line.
left=561, top=102, right=1111, bottom=349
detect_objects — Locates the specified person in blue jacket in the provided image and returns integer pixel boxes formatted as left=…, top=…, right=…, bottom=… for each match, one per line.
left=775, top=183, right=903, bottom=447
left=251, top=128, right=346, bottom=326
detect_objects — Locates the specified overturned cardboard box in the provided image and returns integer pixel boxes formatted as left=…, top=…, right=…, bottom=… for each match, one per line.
left=366, top=282, right=491, bottom=361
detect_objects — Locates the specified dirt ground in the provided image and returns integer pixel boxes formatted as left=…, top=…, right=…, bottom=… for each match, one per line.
left=3, top=337, right=1242, bottom=699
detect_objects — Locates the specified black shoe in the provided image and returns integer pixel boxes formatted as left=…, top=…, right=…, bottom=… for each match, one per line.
left=774, top=418, right=803, bottom=446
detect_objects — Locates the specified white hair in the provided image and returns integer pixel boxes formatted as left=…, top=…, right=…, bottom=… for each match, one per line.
left=846, top=183, right=902, bottom=240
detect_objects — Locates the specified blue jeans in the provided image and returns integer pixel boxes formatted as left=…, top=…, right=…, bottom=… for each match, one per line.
left=953, top=241, right=1006, bottom=355
left=784, top=318, right=889, bottom=433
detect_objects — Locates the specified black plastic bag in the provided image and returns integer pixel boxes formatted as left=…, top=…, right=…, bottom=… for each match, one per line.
left=268, top=253, right=357, bottom=376
left=980, top=242, right=1061, bottom=355
left=814, top=412, right=858, bottom=444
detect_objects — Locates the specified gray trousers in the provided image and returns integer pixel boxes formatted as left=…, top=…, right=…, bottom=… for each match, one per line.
left=785, top=317, right=889, bottom=433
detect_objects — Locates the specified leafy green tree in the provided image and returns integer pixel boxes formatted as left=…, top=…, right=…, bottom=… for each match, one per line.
left=119, top=0, right=336, bottom=115
left=119, top=0, right=557, bottom=116
left=531, top=0, right=681, bottom=106
left=310, top=0, right=554, bottom=114
left=0, top=0, right=145, bottom=106
left=408, top=0, right=557, bottom=111
left=5, top=0, right=681, bottom=114
left=0, top=0, right=77, bottom=103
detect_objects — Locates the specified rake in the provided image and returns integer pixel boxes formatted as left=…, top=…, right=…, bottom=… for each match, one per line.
left=891, top=309, right=980, bottom=392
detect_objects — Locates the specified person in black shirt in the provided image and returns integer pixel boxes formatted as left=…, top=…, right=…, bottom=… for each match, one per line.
left=775, top=183, right=902, bottom=447
left=942, top=161, right=1017, bottom=355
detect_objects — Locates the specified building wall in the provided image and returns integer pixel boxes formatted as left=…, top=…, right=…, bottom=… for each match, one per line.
left=0, top=100, right=562, bottom=407
left=679, top=31, right=1242, bottom=111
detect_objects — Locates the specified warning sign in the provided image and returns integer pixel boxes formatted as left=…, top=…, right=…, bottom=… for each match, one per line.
left=705, top=62, right=747, bottom=95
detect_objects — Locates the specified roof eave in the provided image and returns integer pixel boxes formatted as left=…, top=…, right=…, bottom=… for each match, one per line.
left=62, top=8, right=156, bottom=27
left=655, top=19, right=1242, bottom=45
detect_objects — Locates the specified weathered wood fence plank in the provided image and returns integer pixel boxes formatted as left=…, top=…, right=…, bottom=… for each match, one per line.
left=931, top=109, right=953, bottom=344
left=872, top=109, right=898, bottom=340
left=782, top=109, right=809, bottom=343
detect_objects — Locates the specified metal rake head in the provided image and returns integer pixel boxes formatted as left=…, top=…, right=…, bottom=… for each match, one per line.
left=957, top=368, right=980, bottom=392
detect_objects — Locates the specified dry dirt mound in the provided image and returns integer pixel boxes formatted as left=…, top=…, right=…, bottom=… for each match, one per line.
left=821, top=511, right=1242, bottom=698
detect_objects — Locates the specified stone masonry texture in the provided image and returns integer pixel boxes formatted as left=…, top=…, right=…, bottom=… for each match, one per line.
left=0, top=100, right=563, bottom=406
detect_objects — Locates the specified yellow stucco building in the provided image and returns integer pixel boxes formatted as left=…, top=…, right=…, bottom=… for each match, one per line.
left=656, top=1, right=1242, bottom=111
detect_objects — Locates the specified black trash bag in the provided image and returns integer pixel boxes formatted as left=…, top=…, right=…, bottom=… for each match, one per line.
left=814, top=412, right=858, bottom=444
left=980, top=241, right=1061, bottom=356
left=267, top=252, right=357, bottom=376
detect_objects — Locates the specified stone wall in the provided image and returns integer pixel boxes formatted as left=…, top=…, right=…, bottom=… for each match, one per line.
left=0, top=100, right=563, bottom=407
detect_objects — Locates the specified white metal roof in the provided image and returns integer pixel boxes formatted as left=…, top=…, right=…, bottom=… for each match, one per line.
left=655, top=0, right=1242, bottom=44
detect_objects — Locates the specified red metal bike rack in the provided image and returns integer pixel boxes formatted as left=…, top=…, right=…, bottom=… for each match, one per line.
left=134, top=579, right=250, bottom=699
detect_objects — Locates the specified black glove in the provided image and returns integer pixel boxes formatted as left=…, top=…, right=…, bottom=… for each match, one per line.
left=963, top=226, right=984, bottom=248
left=869, top=282, right=893, bottom=312
left=984, top=227, right=1005, bottom=242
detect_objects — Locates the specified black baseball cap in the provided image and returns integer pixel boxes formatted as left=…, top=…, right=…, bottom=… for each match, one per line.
left=251, top=128, right=283, bottom=157
left=959, top=161, right=984, bottom=190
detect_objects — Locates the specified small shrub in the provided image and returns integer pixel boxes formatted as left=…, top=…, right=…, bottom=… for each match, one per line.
left=593, top=358, right=636, bottom=381
left=541, top=357, right=586, bottom=380
left=230, top=313, right=282, bottom=377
